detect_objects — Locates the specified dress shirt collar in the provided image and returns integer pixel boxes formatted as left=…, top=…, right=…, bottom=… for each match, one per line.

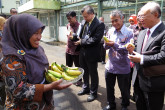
left=148, top=21, right=161, bottom=37
left=114, top=24, right=128, bottom=36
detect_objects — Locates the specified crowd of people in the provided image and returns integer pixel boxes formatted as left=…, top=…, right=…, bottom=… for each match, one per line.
left=0, top=1, right=165, bottom=110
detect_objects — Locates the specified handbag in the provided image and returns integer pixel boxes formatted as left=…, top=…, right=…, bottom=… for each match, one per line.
left=142, top=46, right=165, bottom=77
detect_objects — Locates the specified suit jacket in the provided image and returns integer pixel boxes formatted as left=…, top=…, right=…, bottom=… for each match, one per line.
left=135, top=22, right=165, bottom=92
left=77, top=17, right=105, bottom=62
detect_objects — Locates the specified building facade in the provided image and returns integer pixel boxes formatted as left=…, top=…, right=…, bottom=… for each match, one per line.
left=2, top=0, right=165, bottom=43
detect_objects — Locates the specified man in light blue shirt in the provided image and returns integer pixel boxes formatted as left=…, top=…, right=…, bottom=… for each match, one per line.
left=103, top=10, right=133, bottom=110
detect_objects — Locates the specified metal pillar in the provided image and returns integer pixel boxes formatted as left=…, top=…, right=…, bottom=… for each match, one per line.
left=135, top=0, right=138, bottom=15
left=97, top=0, right=103, bottom=17
left=0, top=0, right=2, bottom=14
left=116, top=0, right=118, bottom=9
left=160, top=0, right=164, bottom=20
left=55, top=10, right=59, bottom=41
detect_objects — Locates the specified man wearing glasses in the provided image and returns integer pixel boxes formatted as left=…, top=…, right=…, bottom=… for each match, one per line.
left=127, top=2, right=165, bottom=110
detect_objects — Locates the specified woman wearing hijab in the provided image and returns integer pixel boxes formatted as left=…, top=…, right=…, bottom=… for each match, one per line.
left=0, top=16, right=6, bottom=109
left=0, top=14, right=71, bottom=110
left=0, top=16, right=6, bottom=41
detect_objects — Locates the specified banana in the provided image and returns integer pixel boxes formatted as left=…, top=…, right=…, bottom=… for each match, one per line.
left=48, top=70, right=62, bottom=78
left=68, top=67, right=79, bottom=70
left=62, top=72, right=74, bottom=80
left=54, top=62, right=63, bottom=71
left=103, top=36, right=109, bottom=42
left=45, top=72, right=52, bottom=82
left=48, top=73, right=59, bottom=81
left=66, top=69, right=81, bottom=76
left=51, top=65, right=62, bottom=74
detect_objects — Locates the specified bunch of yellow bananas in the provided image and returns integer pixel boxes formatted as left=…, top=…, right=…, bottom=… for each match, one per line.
left=45, top=62, right=82, bottom=82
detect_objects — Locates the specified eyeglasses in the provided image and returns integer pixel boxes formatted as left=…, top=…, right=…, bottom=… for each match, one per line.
left=137, top=13, right=153, bottom=19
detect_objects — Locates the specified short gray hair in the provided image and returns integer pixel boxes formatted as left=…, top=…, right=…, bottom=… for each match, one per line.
left=110, top=10, right=124, bottom=19
left=81, top=5, right=94, bottom=14
left=141, top=1, right=161, bottom=18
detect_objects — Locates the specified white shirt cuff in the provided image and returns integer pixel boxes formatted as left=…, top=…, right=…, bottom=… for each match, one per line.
left=140, top=55, right=144, bottom=65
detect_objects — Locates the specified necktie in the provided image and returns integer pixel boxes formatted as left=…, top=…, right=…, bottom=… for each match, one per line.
left=82, top=23, right=89, bottom=39
left=142, top=29, right=150, bottom=51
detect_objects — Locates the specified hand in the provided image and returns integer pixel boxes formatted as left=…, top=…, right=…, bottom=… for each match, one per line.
left=67, top=30, right=73, bottom=39
left=44, top=79, right=72, bottom=92
left=126, top=43, right=135, bottom=54
left=74, top=39, right=81, bottom=45
left=128, top=51, right=142, bottom=63
left=105, top=40, right=114, bottom=46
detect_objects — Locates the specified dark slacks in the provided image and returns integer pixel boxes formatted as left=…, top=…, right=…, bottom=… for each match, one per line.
left=134, top=76, right=164, bottom=110
left=66, top=53, right=80, bottom=67
left=105, top=70, right=130, bottom=108
left=143, top=91, right=164, bottom=110
left=79, top=53, right=99, bottom=95
left=134, top=77, right=147, bottom=110
left=100, top=43, right=106, bottom=62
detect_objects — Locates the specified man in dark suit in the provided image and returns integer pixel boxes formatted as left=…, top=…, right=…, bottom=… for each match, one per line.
left=127, top=2, right=165, bottom=110
left=75, top=5, right=105, bottom=102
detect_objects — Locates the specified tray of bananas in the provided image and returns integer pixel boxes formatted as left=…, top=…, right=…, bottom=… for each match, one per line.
left=45, top=62, right=84, bottom=84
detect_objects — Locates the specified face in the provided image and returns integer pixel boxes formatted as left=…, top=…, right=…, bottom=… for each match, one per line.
left=10, top=9, right=17, bottom=15
left=110, top=14, right=124, bottom=31
left=138, top=9, right=158, bottom=29
left=82, top=11, right=94, bottom=22
left=99, top=17, right=104, bottom=22
left=129, top=20, right=134, bottom=25
left=29, top=28, right=42, bottom=48
left=67, top=16, right=76, bottom=25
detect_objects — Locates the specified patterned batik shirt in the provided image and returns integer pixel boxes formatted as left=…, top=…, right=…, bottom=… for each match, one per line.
left=0, top=55, right=53, bottom=110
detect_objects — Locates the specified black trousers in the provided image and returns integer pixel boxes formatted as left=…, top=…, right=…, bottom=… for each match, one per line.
left=128, top=67, right=134, bottom=95
left=100, top=43, right=106, bottom=62
left=134, top=78, right=164, bottom=110
left=105, top=70, right=130, bottom=108
left=79, top=53, right=99, bottom=95
left=134, top=77, right=147, bottom=110
left=66, top=53, right=80, bottom=67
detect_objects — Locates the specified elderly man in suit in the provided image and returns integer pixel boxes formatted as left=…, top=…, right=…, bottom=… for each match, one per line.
left=75, top=5, right=105, bottom=102
left=127, top=2, right=165, bottom=110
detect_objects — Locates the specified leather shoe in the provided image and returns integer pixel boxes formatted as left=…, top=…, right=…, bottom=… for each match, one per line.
left=77, top=89, right=90, bottom=95
left=87, top=94, right=97, bottom=102
left=102, top=105, right=116, bottom=110
left=121, top=107, right=128, bottom=110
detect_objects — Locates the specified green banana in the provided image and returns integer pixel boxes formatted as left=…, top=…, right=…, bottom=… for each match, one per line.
left=61, top=64, right=81, bottom=76
left=45, top=72, right=52, bottom=82
left=54, top=62, right=63, bottom=71
left=62, top=72, right=74, bottom=80
left=103, top=36, right=109, bottom=42
left=66, top=69, right=81, bottom=76
left=51, top=65, right=62, bottom=74
left=48, top=73, right=59, bottom=81
left=48, top=70, right=62, bottom=78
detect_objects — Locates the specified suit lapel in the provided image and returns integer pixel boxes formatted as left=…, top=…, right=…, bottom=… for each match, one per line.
left=143, top=23, right=164, bottom=51
left=79, top=20, right=86, bottom=38
left=137, top=30, right=147, bottom=53
left=88, top=17, right=97, bottom=35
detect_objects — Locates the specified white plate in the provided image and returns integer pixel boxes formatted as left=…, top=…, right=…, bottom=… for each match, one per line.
left=61, top=67, right=84, bottom=84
